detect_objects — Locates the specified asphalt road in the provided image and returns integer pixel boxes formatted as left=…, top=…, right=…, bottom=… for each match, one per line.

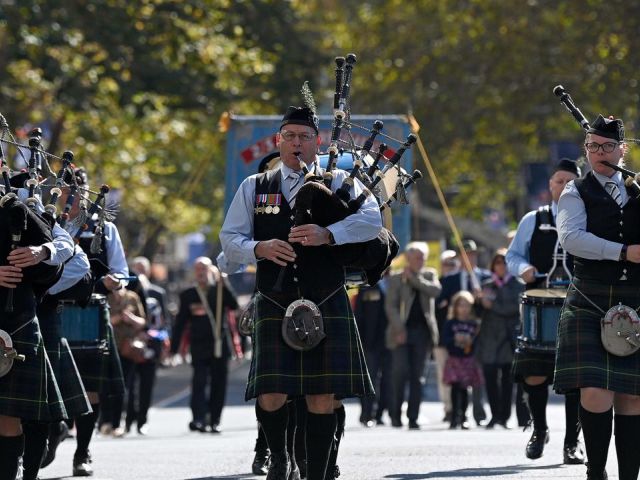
left=37, top=360, right=616, bottom=480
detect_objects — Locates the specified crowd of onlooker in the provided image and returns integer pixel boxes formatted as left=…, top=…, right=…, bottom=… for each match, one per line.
left=354, top=238, right=528, bottom=432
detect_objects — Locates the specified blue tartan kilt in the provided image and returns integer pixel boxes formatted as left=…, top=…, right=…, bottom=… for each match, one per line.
left=245, top=287, right=374, bottom=400
left=38, top=305, right=92, bottom=417
left=0, top=314, right=67, bottom=421
left=554, top=280, right=640, bottom=395
left=65, top=298, right=125, bottom=397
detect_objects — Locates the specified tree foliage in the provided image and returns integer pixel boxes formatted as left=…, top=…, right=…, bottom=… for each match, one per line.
left=1, top=0, right=640, bottom=254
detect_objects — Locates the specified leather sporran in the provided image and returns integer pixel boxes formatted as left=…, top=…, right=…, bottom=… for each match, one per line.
left=0, top=329, right=24, bottom=378
left=601, top=303, right=640, bottom=357
left=281, top=299, right=326, bottom=351
left=238, top=296, right=256, bottom=337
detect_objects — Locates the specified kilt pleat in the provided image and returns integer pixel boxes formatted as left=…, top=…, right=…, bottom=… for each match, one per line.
left=38, top=305, right=92, bottom=417
left=554, top=280, right=640, bottom=394
left=245, top=288, right=374, bottom=400
left=511, top=349, right=556, bottom=383
left=0, top=315, right=67, bottom=421
left=75, top=322, right=125, bottom=396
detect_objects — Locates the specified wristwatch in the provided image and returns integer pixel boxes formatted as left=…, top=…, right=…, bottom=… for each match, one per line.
left=328, top=231, right=336, bottom=246
left=620, top=244, right=628, bottom=262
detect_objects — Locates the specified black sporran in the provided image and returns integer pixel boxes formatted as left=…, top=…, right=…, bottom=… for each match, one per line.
left=281, top=299, right=326, bottom=351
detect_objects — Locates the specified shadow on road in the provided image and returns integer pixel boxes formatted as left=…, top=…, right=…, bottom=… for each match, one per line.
left=384, top=463, right=565, bottom=479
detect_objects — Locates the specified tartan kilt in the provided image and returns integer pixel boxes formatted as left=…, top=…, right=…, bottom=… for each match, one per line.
left=245, top=287, right=374, bottom=400
left=443, top=356, right=484, bottom=388
left=74, top=322, right=125, bottom=396
left=0, top=314, right=67, bottom=421
left=511, top=348, right=555, bottom=384
left=67, top=296, right=125, bottom=396
left=37, top=305, right=92, bottom=417
left=554, top=280, right=640, bottom=395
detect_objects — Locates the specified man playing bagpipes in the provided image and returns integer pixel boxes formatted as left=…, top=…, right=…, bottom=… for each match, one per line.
left=220, top=101, right=382, bottom=480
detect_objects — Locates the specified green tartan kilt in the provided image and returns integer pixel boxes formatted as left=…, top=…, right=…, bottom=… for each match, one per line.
left=38, top=305, right=92, bottom=417
left=511, top=348, right=555, bottom=384
left=245, top=288, right=374, bottom=400
left=554, top=280, right=640, bottom=395
left=0, top=315, right=67, bottom=421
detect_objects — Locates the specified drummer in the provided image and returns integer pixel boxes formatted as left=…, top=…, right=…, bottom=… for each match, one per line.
left=506, top=158, right=583, bottom=463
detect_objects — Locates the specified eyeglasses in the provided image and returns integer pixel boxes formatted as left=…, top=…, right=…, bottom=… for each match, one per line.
left=584, top=141, right=619, bottom=153
left=280, top=130, right=317, bottom=142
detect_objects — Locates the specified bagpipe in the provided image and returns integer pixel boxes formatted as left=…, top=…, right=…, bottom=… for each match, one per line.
left=553, top=85, right=640, bottom=198
left=272, top=54, right=423, bottom=289
left=0, top=113, right=117, bottom=285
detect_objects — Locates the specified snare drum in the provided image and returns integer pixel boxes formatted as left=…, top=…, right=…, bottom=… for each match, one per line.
left=60, top=294, right=109, bottom=353
left=518, top=289, right=567, bottom=353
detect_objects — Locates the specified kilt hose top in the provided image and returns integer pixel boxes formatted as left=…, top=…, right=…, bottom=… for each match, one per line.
left=0, top=311, right=67, bottom=422
left=245, top=170, right=373, bottom=400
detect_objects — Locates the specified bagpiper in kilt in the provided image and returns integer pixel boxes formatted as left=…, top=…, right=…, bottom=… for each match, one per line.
left=220, top=105, right=380, bottom=480
left=0, top=195, right=67, bottom=480
left=54, top=166, right=127, bottom=477
left=506, top=158, right=583, bottom=464
left=555, top=114, right=640, bottom=480
left=22, top=234, right=95, bottom=480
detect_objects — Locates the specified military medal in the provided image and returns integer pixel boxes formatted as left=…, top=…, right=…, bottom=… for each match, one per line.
left=265, top=205, right=273, bottom=214
left=273, top=206, right=280, bottom=214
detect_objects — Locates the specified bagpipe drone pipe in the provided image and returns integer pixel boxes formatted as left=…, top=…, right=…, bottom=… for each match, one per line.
left=273, top=54, right=423, bottom=288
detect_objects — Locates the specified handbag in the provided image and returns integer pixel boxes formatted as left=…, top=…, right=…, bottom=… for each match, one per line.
left=601, top=303, right=640, bottom=356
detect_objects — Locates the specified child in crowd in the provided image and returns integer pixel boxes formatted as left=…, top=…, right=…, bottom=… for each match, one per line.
left=442, top=290, right=484, bottom=429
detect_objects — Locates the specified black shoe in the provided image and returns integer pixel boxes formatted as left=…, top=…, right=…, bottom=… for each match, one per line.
left=525, top=428, right=549, bottom=459
left=188, top=421, right=209, bottom=433
left=485, top=418, right=498, bottom=429
left=72, top=451, right=93, bottom=477
left=408, top=420, right=420, bottom=430
left=266, top=453, right=290, bottom=480
left=375, top=418, right=384, bottom=426
left=324, top=465, right=340, bottom=480
left=252, top=448, right=270, bottom=475
left=209, top=424, right=222, bottom=434
left=40, top=421, right=69, bottom=468
left=391, top=418, right=402, bottom=428
left=586, top=463, right=608, bottom=480
left=460, top=421, right=470, bottom=430
left=563, top=443, right=585, bottom=465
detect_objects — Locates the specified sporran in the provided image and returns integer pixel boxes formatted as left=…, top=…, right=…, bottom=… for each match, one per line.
left=601, top=303, right=640, bottom=357
left=281, top=298, right=326, bottom=351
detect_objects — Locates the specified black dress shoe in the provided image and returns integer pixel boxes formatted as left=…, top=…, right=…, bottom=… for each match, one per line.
left=72, top=451, right=93, bottom=477
left=586, top=463, right=608, bottom=480
left=460, top=421, right=470, bottom=430
left=485, top=418, right=498, bottom=429
left=209, top=424, right=222, bottom=434
left=266, top=453, right=290, bottom=480
left=525, top=428, right=549, bottom=459
left=408, top=420, right=420, bottom=430
left=188, top=421, right=209, bottom=433
left=391, top=418, right=403, bottom=428
left=40, top=421, right=69, bottom=468
left=324, top=465, right=340, bottom=480
left=252, top=449, right=270, bottom=475
left=563, top=443, right=585, bottom=465
left=376, top=418, right=384, bottom=426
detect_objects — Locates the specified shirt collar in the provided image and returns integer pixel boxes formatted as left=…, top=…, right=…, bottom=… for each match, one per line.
left=593, top=169, right=623, bottom=188
left=279, top=158, right=321, bottom=179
